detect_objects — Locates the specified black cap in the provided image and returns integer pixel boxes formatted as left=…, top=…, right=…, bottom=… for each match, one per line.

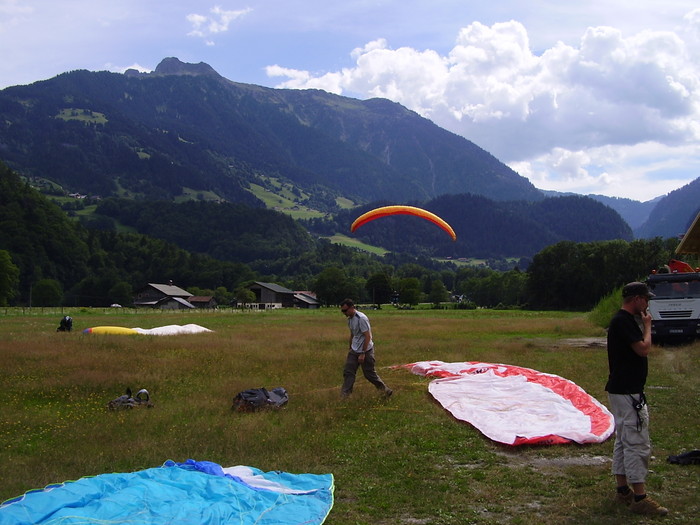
left=622, top=282, right=654, bottom=298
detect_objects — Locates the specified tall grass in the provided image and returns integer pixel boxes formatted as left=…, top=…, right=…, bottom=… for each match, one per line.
left=1, top=308, right=698, bottom=524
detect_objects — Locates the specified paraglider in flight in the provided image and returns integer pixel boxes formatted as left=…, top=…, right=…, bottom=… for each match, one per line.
left=350, top=205, right=457, bottom=241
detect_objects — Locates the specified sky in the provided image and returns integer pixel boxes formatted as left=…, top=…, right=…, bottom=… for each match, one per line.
left=2, top=1, right=700, bottom=203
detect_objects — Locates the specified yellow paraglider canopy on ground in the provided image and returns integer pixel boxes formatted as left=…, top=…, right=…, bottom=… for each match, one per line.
left=82, top=324, right=213, bottom=335
left=350, top=205, right=457, bottom=241
left=83, top=326, right=139, bottom=335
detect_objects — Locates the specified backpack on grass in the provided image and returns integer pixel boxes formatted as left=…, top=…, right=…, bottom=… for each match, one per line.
left=232, top=387, right=288, bottom=412
left=107, top=388, right=154, bottom=410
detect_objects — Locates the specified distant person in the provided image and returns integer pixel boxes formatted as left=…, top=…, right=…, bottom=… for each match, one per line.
left=56, top=315, right=73, bottom=332
left=339, top=298, right=392, bottom=398
left=606, top=282, right=667, bottom=516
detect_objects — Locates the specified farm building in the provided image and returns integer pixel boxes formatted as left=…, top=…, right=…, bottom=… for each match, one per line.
left=246, top=282, right=320, bottom=309
left=189, top=296, right=217, bottom=309
left=133, top=282, right=194, bottom=309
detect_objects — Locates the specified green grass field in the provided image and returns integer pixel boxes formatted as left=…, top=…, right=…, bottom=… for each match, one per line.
left=1, top=308, right=698, bottom=524
left=327, top=233, right=390, bottom=255
left=247, top=176, right=327, bottom=219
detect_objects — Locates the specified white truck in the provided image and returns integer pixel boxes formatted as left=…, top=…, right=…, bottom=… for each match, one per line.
left=647, top=260, right=700, bottom=344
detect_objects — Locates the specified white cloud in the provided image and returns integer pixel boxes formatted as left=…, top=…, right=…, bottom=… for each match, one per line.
left=105, top=62, right=152, bottom=74
left=187, top=5, right=252, bottom=41
left=0, top=0, right=33, bottom=15
left=268, top=13, right=700, bottom=201
left=511, top=142, right=700, bottom=201
left=0, top=0, right=33, bottom=33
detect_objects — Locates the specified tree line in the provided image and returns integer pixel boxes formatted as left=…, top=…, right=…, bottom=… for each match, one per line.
left=309, top=236, right=683, bottom=311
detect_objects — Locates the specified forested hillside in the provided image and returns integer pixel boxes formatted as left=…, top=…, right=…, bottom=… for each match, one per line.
left=635, top=177, right=700, bottom=239
left=586, top=194, right=660, bottom=231
left=0, top=159, right=90, bottom=291
left=0, top=161, right=683, bottom=311
left=89, top=191, right=632, bottom=262
left=0, top=162, right=256, bottom=306
left=0, top=161, right=440, bottom=307
left=311, top=193, right=633, bottom=258
left=94, top=199, right=315, bottom=264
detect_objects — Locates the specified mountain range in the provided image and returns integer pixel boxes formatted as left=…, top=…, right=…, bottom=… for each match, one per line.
left=0, top=57, right=698, bottom=250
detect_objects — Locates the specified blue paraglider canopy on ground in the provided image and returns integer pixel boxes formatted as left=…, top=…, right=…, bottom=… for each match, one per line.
left=0, top=459, right=334, bottom=525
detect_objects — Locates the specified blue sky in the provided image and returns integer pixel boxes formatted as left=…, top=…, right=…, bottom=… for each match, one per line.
left=2, top=1, right=699, bottom=202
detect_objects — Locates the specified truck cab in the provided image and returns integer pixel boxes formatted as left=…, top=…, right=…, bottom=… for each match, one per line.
left=647, top=271, right=700, bottom=344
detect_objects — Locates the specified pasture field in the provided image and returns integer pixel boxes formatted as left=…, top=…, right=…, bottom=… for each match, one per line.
left=1, top=307, right=698, bottom=524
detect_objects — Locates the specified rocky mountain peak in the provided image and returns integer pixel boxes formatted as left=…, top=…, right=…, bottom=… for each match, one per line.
left=155, top=57, right=221, bottom=77
left=125, top=57, right=221, bottom=79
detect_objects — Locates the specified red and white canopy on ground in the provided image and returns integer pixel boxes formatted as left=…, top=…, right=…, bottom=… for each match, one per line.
left=399, top=361, right=614, bottom=446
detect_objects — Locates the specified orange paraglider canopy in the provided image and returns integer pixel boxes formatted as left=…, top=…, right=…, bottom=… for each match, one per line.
left=350, top=205, right=457, bottom=241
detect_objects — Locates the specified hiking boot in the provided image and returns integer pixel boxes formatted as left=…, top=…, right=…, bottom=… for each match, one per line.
left=629, top=496, right=668, bottom=516
left=615, top=490, right=634, bottom=506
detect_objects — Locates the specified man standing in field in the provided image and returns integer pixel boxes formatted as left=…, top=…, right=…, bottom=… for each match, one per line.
left=606, top=282, right=668, bottom=516
left=340, top=298, right=392, bottom=398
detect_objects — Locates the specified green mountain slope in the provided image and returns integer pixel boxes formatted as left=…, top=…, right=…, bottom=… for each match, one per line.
left=0, top=57, right=542, bottom=207
left=635, top=177, right=700, bottom=239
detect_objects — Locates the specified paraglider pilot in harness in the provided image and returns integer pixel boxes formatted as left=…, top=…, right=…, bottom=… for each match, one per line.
left=57, top=315, right=73, bottom=332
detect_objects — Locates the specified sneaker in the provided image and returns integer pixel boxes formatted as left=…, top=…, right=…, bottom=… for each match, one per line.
left=383, top=388, right=393, bottom=397
left=615, top=490, right=634, bottom=506
left=629, top=496, right=668, bottom=516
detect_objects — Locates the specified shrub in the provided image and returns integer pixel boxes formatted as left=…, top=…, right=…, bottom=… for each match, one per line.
left=589, top=287, right=622, bottom=329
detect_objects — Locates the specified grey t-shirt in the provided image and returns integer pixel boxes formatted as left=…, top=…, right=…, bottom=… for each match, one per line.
left=348, top=310, right=373, bottom=353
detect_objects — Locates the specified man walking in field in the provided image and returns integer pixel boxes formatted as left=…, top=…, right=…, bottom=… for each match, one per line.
left=606, top=282, right=668, bottom=516
left=340, top=298, right=392, bottom=398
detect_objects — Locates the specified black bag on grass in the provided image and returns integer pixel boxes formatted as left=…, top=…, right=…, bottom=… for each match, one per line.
left=232, top=387, right=288, bottom=412
left=667, top=450, right=700, bottom=465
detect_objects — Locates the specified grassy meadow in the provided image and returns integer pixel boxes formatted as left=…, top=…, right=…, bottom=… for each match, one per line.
left=1, top=307, right=698, bottom=524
